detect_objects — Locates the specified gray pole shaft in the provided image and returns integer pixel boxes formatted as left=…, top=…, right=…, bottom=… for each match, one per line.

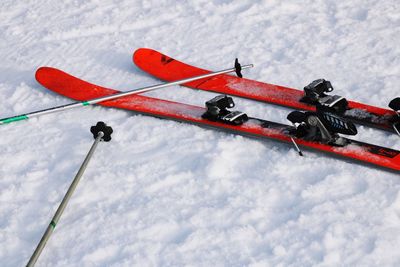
left=85, top=64, right=253, bottom=105
left=0, top=64, right=253, bottom=125
left=26, top=132, right=104, bottom=267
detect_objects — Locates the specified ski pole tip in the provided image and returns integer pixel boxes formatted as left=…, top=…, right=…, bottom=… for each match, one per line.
left=241, top=64, right=254, bottom=70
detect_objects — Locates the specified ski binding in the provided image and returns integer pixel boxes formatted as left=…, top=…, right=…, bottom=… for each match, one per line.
left=301, top=79, right=349, bottom=114
left=389, top=97, right=400, bottom=136
left=287, top=109, right=357, bottom=146
left=202, top=95, right=248, bottom=125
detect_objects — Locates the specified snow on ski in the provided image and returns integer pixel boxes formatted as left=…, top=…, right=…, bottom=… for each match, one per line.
left=35, top=67, right=400, bottom=172
left=132, top=48, right=399, bottom=133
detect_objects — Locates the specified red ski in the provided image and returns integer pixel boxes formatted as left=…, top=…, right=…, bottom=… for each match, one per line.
left=133, top=48, right=399, bottom=133
left=35, top=67, right=400, bottom=172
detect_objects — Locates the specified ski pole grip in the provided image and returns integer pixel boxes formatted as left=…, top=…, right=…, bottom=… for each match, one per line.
left=0, top=115, right=29, bottom=125
left=235, top=58, right=242, bottom=78
left=90, top=121, right=113, bottom=141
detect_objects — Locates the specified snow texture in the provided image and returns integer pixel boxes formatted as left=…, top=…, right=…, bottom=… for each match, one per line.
left=0, top=0, right=399, bottom=266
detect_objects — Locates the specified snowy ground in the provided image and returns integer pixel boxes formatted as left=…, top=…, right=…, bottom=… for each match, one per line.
left=1, top=0, right=399, bottom=266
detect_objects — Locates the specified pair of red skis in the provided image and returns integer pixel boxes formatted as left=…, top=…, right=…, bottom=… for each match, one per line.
left=35, top=48, right=400, bottom=172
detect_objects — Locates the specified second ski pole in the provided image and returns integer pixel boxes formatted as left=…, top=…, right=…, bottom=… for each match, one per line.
left=26, top=121, right=113, bottom=267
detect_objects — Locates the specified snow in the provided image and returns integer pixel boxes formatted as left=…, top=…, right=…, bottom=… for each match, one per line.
left=0, top=0, right=399, bottom=266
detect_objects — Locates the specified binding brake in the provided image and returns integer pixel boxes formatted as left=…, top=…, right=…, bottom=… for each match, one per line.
left=389, top=97, right=400, bottom=136
left=287, top=109, right=357, bottom=146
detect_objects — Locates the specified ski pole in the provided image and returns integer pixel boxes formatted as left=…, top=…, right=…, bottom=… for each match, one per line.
left=1, top=60, right=253, bottom=126
left=26, top=122, right=113, bottom=267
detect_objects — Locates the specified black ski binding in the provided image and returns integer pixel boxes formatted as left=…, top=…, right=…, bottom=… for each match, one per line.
left=90, top=121, right=113, bottom=142
left=389, top=97, right=400, bottom=112
left=202, top=95, right=248, bottom=125
left=389, top=97, right=400, bottom=135
left=301, top=79, right=348, bottom=114
left=287, top=109, right=357, bottom=146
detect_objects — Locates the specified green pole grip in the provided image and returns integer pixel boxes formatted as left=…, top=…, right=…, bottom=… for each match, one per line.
left=0, top=115, right=29, bottom=124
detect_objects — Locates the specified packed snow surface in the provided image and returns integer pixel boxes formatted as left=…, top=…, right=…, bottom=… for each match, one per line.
left=1, top=0, right=399, bottom=266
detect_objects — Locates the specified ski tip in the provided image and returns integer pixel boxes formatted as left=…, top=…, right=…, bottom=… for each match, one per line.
left=35, top=67, right=69, bottom=87
left=35, top=66, right=52, bottom=75
left=35, top=66, right=56, bottom=83
left=132, top=47, right=157, bottom=64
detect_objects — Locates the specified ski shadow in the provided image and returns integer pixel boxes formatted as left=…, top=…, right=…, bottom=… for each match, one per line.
left=0, top=67, right=54, bottom=98
left=0, top=67, right=38, bottom=88
left=89, top=49, right=142, bottom=75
